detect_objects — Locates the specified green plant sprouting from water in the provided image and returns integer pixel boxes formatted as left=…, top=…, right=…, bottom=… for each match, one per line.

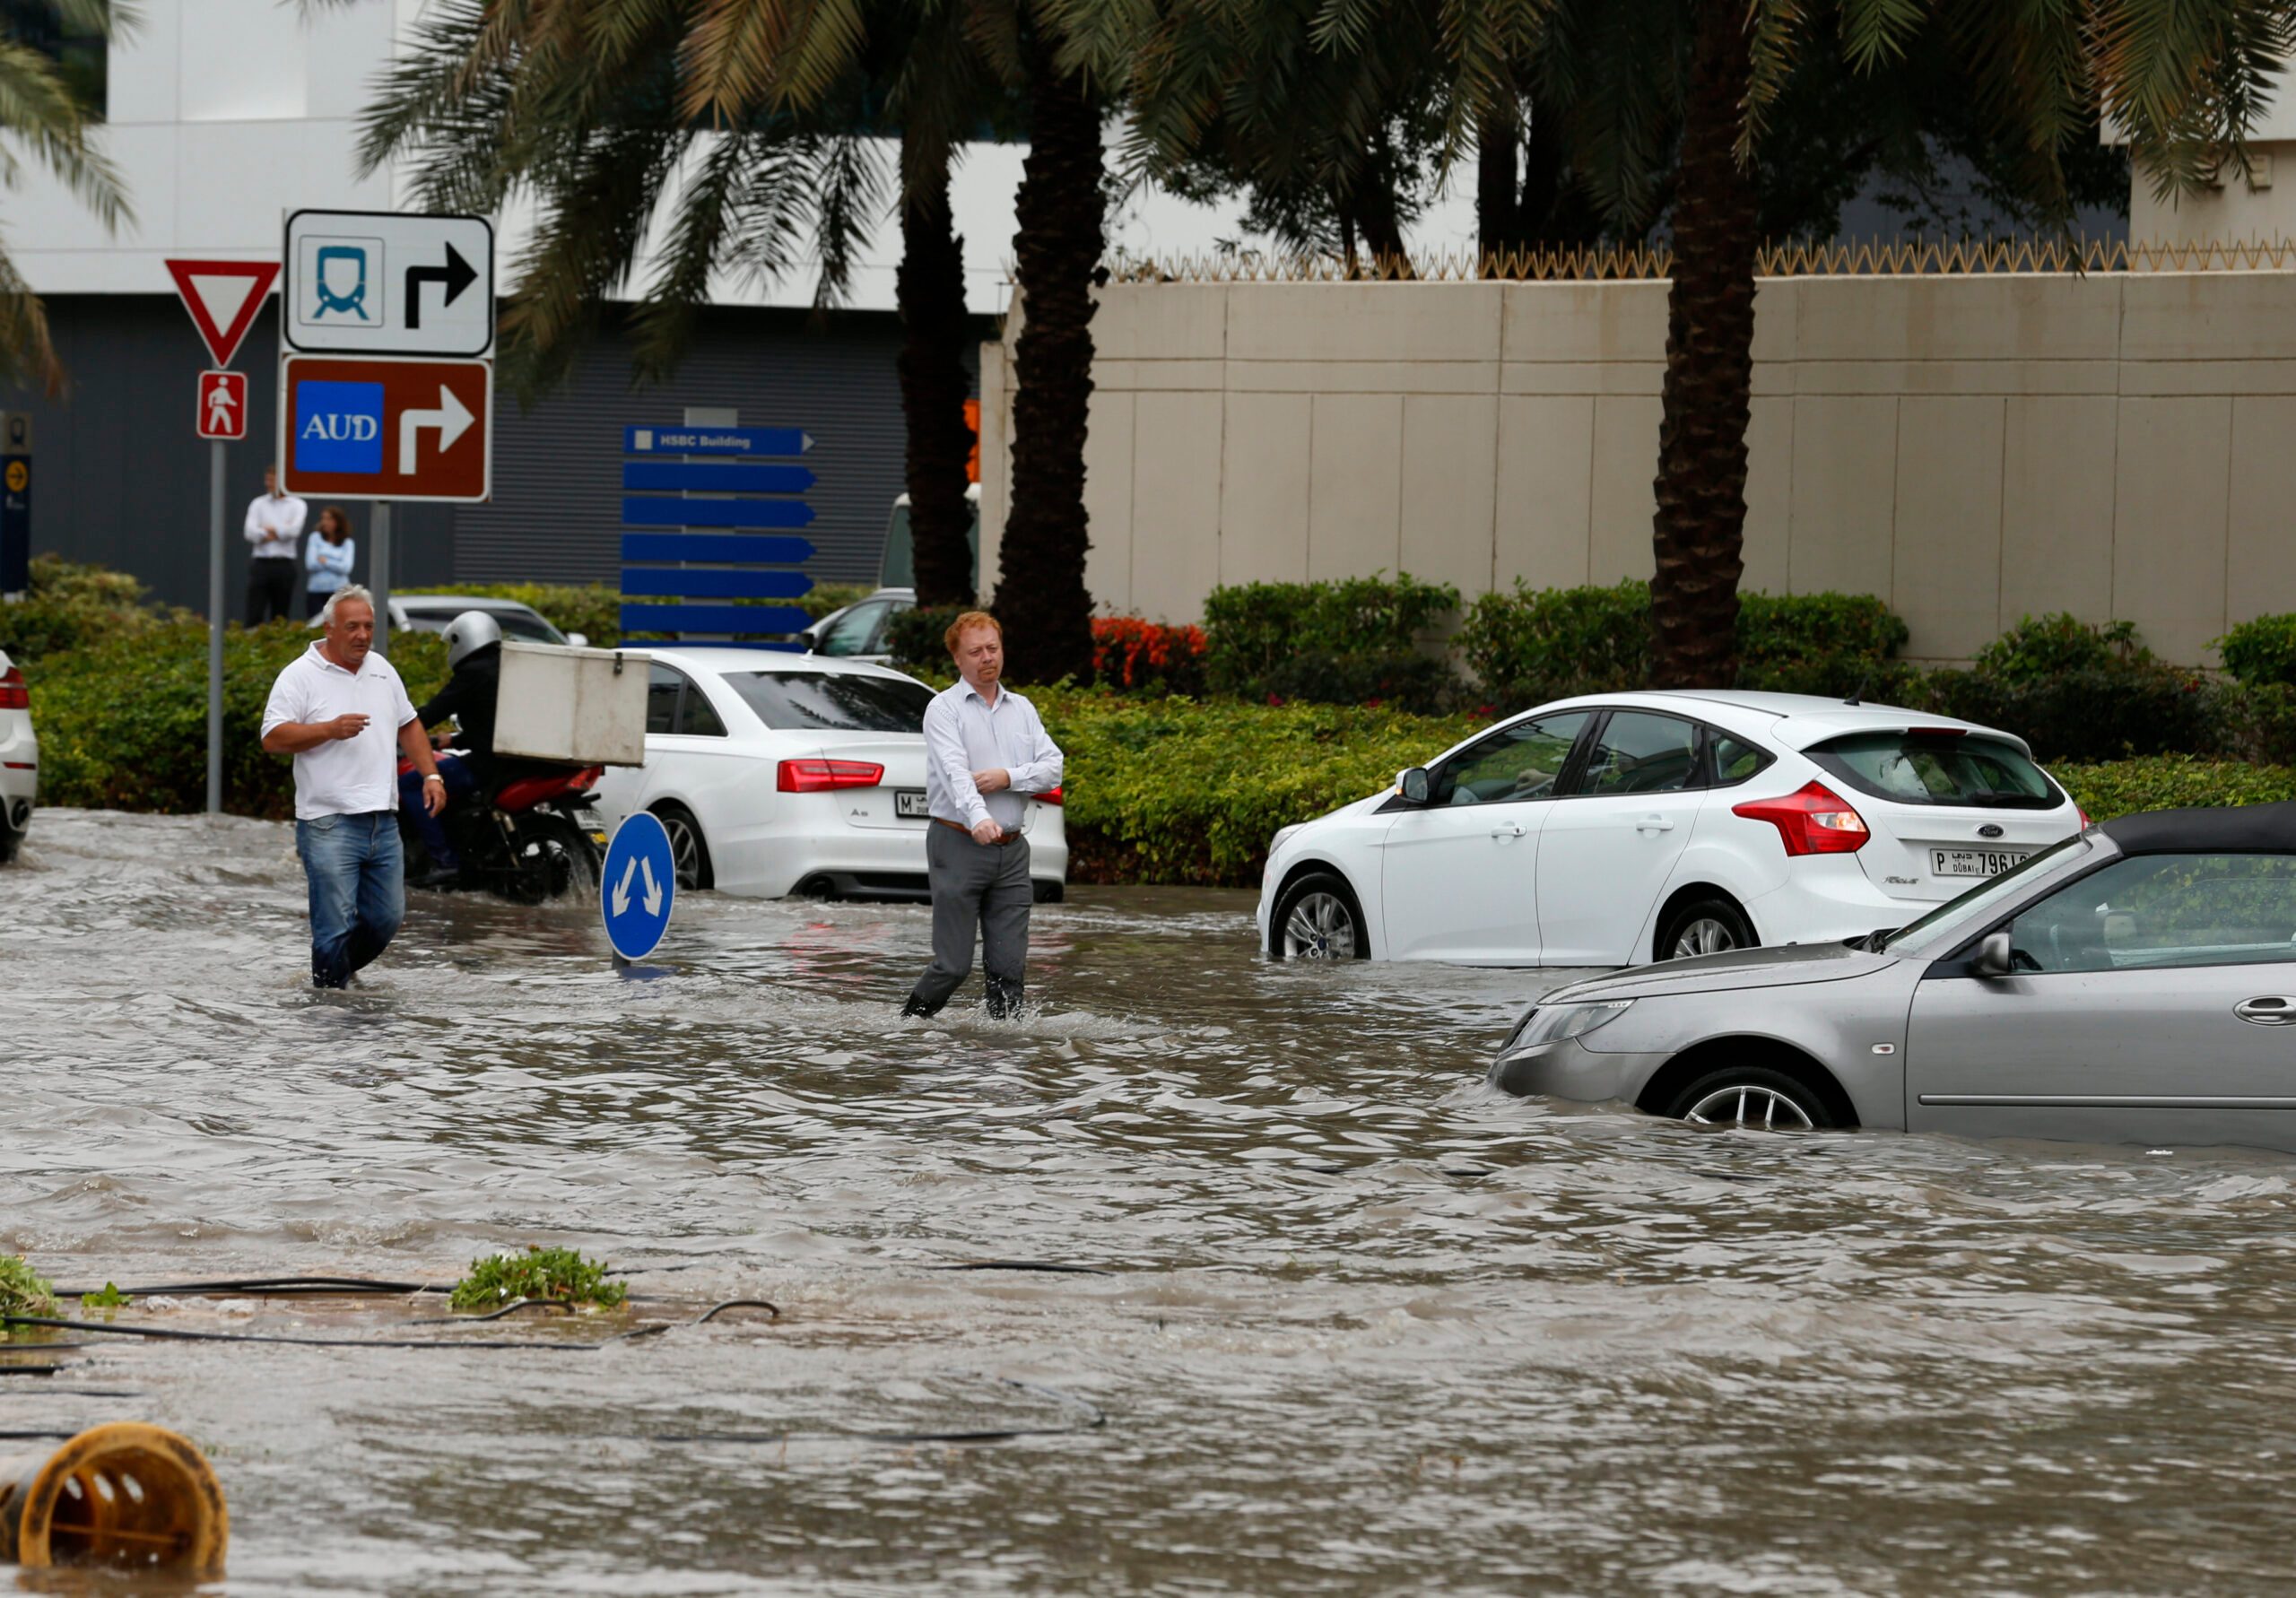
left=449, top=1246, right=628, bottom=1312
left=82, top=1281, right=133, bottom=1309
left=0, top=1255, right=57, bottom=1320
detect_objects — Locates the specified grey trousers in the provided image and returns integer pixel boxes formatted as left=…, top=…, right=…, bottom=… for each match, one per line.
left=907, top=823, right=1032, bottom=1016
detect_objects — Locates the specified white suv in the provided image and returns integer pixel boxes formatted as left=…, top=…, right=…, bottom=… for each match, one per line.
left=0, top=647, right=35, bottom=864
left=1257, top=690, right=2084, bottom=966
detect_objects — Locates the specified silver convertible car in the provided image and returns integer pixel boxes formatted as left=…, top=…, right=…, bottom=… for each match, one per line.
left=1492, top=803, right=2296, bottom=1153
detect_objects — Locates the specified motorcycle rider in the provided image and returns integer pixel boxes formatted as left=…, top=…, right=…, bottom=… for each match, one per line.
left=400, top=611, right=504, bottom=887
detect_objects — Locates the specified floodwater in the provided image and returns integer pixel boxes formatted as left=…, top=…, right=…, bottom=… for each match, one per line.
left=6, top=812, right=2296, bottom=1594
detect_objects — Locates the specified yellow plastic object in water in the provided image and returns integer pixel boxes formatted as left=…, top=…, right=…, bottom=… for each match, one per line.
left=0, top=1422, right=228, bottom=1570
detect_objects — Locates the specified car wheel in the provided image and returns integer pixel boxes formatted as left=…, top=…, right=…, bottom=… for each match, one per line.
left=1664, top=1066, right=1831, bottom=1131
left=1272, top=872, right=1368, bottom=961
left=651, top=803, right=713, bottom=891
left=1657, top=896, right=1754, bottom=961
left=0, top=822, right=20, bottom=866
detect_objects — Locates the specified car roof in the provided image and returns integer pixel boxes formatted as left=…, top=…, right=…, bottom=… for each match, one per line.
left=394, top=595, right=547, bottom=616
left=639, top=644, right=927, bottom=684
left=1600, top=690, right=2031, bottom=756
left=2101, top=802, right=2296, bottom=855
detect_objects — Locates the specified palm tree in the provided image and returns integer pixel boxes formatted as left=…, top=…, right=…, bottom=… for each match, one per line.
left=0, top=0, right=132, bottom=391
left=1438, top=0, right=2292, bottom=687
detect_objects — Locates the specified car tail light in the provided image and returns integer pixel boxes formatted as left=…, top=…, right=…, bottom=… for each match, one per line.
left=778, top=759, right=884, bottom=793
left=1038, top=786, right=1063, bottom=806
left=1733, top=780, right=1869, bottom=856
left=2078, top=807, right=2092, bottom=829
left=0, top=667, right=24, bottom=710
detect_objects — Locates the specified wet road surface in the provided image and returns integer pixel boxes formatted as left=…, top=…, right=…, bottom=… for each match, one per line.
left=6, top=810, right=2296, bottom=1593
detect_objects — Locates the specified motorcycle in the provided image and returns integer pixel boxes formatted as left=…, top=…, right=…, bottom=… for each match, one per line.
left=396, top=754, right=608, bottom=904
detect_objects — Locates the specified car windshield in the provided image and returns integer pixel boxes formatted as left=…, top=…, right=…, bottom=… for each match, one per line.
left=721, top=670, right=935, bottom=733
left=1881, top=833, right=2096, bottom=954
left=1811, top=731, right=2061, bottom=809
left=491, top=612, right=567, bottom=645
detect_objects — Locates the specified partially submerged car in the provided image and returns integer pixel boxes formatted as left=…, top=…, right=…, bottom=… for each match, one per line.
left=1491, top=802, right=2296, bottom=1154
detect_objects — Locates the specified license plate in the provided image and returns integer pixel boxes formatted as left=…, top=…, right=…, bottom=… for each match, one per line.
left=1931, top=847, right=2029, bottom=878
left=894, top=789, right=930, bottom=819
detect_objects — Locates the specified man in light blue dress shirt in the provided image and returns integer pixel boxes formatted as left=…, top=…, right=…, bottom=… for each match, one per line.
left=903, top=611, right=1065, bottom=1019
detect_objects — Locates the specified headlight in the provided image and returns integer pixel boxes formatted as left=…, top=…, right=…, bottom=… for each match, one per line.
left=1270, top=822, right=1306, bottom=852
left=1501, top=999, right=1634, bottom=1056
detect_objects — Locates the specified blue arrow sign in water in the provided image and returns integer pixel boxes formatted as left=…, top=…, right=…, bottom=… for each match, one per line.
left=619, top=603, right=815, bottom=635
left=623, top=425, right=811, bottom=456
left=620, top=568, right=814, bottom=600
left=620, top=533, right=816, bottom=565
left=622, top=497, right=815, bottom=529
left=622, top=460, right=815, bottom=495
left=601, top=811, right=675, bottom=961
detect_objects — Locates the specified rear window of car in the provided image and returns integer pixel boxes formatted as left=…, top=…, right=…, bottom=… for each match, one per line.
left=722, top=671, right=935, bottom=733
left=492, top=612, right=567, bottom=644
left=1809, top=732, right=2062, bottom=809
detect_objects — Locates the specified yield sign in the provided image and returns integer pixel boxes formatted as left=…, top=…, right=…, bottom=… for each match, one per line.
left=165, top=259, right=281, bottom=368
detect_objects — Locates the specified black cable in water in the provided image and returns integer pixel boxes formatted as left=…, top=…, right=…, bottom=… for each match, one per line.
left=928, top=1262, right=1112, bottom=1276
left=695, top=1299, right=781, bottom=1324
left=0, top=1314, right=672, bottom=1352
left=50, top=1276, right=448, bottom=1298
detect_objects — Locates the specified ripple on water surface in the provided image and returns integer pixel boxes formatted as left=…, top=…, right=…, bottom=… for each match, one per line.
left=5, top=809, right=2296, bottom=1594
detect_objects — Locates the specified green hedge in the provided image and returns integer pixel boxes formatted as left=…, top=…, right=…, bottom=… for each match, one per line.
left=0, top=555, right=187, bottom=662
left=1457, top=578, right=1909, bottom=709
left=1202, top=574, right=1460, bottom=712
left=30, top=621, right=447, bottom=820
left=2055, top=754, right=2296, bottom=820
left=2219, top=613, right=2296, bottom=688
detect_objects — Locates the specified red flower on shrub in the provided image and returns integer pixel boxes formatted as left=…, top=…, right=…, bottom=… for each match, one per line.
left=1091, top=616, right=1208, bottom=691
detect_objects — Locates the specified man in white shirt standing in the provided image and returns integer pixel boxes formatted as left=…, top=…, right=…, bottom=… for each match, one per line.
left=243, top=464, right=308, bottom=624
left=903, top=611, right=1065, bottom=1020
left=260, top=586, right=447, bottom=988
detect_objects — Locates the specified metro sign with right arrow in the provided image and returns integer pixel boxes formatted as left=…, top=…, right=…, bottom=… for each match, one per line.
left=280, top=354, right=491, bottom=503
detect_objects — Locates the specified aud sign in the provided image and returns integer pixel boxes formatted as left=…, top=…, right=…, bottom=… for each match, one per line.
left=279, top=354, right=491, bottom=503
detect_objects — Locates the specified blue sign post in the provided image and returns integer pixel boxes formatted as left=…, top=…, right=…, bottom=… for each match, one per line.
left=601, top=811, right=676, bottom=962
left=618, top=416, right=818, bottom=647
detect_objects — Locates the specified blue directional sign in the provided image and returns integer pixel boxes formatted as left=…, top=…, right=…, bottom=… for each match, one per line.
left=622, top=497, right=815, bottom=529
left=620, top=568, right=814, bottom=599
left=621, top=533, right=815, bottom=564
left=601, top=811, right=675, bottom=961
left=624, top=425, right=811, bottom=456
left=619, top=603, right=814, bottom=635
left=623, top=461, right=814, bottom=494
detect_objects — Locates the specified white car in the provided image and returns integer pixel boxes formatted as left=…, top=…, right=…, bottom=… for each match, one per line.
left=1256, top=690, right=2083, bottom=966
left=591, top=647, right=1068, bottom=902
left=0, top=647, right=33, bottom=864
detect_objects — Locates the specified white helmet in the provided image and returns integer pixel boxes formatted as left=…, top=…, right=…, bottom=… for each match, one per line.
left=443, top=610, right=503, bottom=669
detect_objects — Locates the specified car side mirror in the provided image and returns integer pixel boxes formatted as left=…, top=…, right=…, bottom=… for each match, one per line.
left=565, top=631, right=587, bottom=648
left=1972, top=930, right=2016, bottom=978
left=1398, top=767, right=1430, bottom=806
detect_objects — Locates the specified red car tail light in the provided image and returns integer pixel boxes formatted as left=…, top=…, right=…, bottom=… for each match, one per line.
left=778, top=759, right=884, bottom=793
left=1732, top=780, right=1870, bottom=856
left=0, top=667, right=25, bottom=710
left=1038, top=786, right=1063, bottom=805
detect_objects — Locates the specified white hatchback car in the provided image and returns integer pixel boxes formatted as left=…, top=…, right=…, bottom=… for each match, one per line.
left=591, top=647, right=1068, bottom=902
left=1256, top=690, right=2083, bottom=966
left=0, top=647, right=32, bottom=864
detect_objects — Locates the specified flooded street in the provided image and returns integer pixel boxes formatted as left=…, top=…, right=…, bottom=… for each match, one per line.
left=7, top=810, right=2296, bottom=1593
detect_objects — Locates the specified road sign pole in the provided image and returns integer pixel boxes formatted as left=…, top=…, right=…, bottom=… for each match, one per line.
left=370, top=500, right=391, bottom=656
left=205, top=438, right=225, bottom=815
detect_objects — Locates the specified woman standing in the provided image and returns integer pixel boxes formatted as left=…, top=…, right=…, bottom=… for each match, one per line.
left=303, top=506, right=356, bottom=620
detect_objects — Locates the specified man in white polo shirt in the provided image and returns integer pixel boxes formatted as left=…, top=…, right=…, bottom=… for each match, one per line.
left=260, top=585, right=447, bottom=988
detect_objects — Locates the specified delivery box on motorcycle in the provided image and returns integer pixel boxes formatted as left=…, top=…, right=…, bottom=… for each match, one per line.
left=493, top=641, right=650, bottom=767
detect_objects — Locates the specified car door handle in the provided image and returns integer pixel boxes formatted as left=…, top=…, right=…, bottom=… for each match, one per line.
left=1634, top=815, right=1674, bottom=832
left=2235, top=996, right=2296, bottom=1025
left=1490, top=822, right=1526, bottom=839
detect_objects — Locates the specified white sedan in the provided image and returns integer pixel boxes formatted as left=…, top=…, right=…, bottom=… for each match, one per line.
left=1256, top=690, right=2083, bottom=966
left=591, top=647, right=1068, bottom=902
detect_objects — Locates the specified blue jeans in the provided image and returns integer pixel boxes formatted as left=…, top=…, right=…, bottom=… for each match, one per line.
left=397, top=754, right=482, bottom=869
left=295, top=810, right=404, bottom=989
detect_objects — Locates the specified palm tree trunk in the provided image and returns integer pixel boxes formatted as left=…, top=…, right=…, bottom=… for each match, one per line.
left=898, top=142, right=977, bottom=607
left=997, top=33, right=1102, bottom=684
left=1648, top=0, right=1759, bottom=690
left=1478, top=106, right=1522, bottom=268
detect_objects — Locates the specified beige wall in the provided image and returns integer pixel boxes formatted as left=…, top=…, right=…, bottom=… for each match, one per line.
left=978, top=270, right=2296, bottom=664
